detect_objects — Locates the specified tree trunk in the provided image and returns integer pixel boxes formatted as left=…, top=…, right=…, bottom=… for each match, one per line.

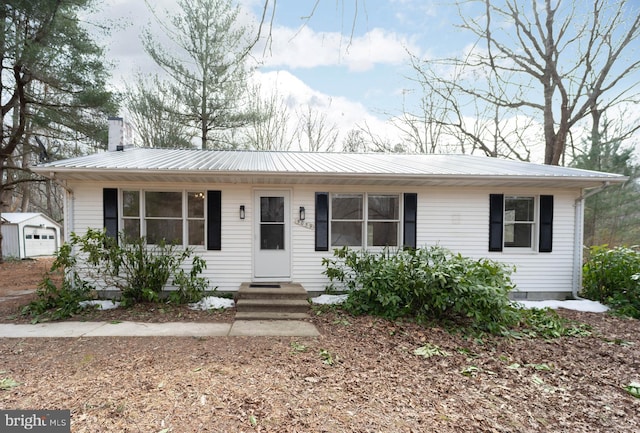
left=0, top=161, right=5, bottom=263
left=550, top=125, right=568, bottom=166
left=201, top=117, right=207, bottom=150
left=46, top=180, right=53, bottom=217
left=19, top=140, right=31, bottom=211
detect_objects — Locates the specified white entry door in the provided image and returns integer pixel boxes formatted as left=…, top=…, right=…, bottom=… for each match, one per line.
left=253, top=190, right=291, bottom=280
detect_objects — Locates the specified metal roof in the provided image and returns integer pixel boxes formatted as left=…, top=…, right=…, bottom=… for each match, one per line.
left=32, top=148, right=627, bottom=188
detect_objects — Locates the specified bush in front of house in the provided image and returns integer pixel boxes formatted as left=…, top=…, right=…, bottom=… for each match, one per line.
left=322, top=246, right=519, bottom=334
left=25, top=229, right=209, bottom=319
left=23, top=242, right=95, bottom=322
left=581, top=245, right=640, bottom=319
left=72, top=228, right=209, bottom=306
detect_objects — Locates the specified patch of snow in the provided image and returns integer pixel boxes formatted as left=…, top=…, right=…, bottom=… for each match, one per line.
left=189, top=296, right=235, bottom=311
left=514, top=299, right=609, bottom=313
left=311, top=294, right=349, bottom=305
left=79, top=300, right=121, bottom=310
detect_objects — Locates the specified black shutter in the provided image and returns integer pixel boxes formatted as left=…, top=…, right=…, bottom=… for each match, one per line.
left=403, top=193, right=417, bottom=249
left=315, top=192, right=329, bottom=251
left=103, top=188, right=118, bottom=240
left=539, top=195, right=553, bottom=253
left=207, top=190, right=222, bottom=250
left=489, top=194, right=504, bottom=252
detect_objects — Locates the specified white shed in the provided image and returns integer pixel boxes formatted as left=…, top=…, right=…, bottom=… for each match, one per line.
left=1, top=213, right=62, bottom=259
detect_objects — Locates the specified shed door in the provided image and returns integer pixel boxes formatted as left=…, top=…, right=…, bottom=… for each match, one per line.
left=24, top=227, right=57, bottom=257
left=253, top=190, right=291, bottom=280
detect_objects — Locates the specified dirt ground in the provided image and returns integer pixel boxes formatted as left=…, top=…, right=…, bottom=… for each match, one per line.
left=1, top=258, right=639, bottom=432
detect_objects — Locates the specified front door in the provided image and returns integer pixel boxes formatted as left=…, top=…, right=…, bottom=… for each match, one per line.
left=253, top=190, right=291, bottom=280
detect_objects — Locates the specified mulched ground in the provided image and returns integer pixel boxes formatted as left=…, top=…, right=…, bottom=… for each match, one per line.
left=0, top=257, right=234, bottom=324
left=1, top=258, right=639, bottom=432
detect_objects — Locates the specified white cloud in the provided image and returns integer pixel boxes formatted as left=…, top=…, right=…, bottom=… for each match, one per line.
left=251, top=70, right=396, bottom=149
left=88, top=0, right=176, bottom=88
left=255, top=26, right=418, bottom=72
left=94, top=0, right=411, bottom=149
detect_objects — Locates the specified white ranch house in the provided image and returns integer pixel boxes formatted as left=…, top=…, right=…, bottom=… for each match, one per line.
left=32, top=124, right=626, bottom=300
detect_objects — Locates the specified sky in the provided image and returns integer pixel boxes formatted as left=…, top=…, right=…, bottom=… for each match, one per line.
left=91, top=0, right=640, bottom=160
left=89, top=0, right=473, bottom=148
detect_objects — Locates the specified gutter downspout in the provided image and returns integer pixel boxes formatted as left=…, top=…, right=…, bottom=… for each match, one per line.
left=572, top=182, right=610, bottom=299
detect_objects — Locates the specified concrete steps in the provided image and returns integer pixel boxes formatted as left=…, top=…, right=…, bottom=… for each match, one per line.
left=234, top=282, right=311, bottom=320
left=235, top=312, right=311, bottom=321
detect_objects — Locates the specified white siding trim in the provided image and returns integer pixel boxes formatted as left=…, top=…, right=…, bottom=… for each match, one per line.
left=67, top=181, right=580, bottom=295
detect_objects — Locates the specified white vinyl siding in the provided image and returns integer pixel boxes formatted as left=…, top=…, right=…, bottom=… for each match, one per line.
left=417, top=187, right=576, bottom=295
left=74, top=184, right=105, bottom=236
left=71, top=182, right=252, bottom=292
left=212, top=185, right=252, bottom=291
left=291, top=186, right=332, bottom=292
left=68, top=182, right=579, bottom=296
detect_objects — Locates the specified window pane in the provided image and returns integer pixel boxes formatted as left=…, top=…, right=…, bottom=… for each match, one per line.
left=368, top=222, right=399, bottom=247
left=261, top=224, right=284, bottom=249
left=188, top=220, right=205, bottom=246
left=505, top=197, right=534, bottom=222
left=368, top=195, right=399, bottom=220
left=505, top=223, right=533, bottom=247
left=146, top=192, right=182, bottom=217
left=332, top=194, right=363, bottom=220
left=122, top=191, right=140, bottom=217
left=260, top=197, right=284, bottom=222
left=331, top=221, right=362, bottom=246
left=123, top=219, right=140, bottom=239
left=188, top=192, right=205, bottom=218
left=146, top=219, right=183, bottom=244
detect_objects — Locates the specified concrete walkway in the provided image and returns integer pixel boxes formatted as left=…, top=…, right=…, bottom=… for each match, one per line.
left=0, top=320, right=320, bottom=338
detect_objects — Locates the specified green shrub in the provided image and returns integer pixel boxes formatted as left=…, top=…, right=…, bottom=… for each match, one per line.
left=24, top=228, right=210, bottom=314
left=72, top=228, right=210, bottom=306
left=322, top=246, right=519, bottom=334
left=22, top=243, right=95, bottom=322
left=581, top=245, right=640, bottom=319
left=509, top=307, right=592, bottom=339
left=169, top=255, right=209, bottom=304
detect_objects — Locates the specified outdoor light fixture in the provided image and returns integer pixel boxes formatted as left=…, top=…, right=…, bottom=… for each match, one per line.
left=239, top=205, right=245, bottom=220
left=299, top=206, right=305, bottom=221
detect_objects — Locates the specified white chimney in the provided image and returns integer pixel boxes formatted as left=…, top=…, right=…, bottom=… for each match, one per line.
left=108, top=116, right=124, bottom=151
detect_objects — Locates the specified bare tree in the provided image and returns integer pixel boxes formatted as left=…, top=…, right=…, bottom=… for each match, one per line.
left=342, top=128, right=367, bottom=153
left=238, top=83, right=293, bottom=151
left=124, top=75, right=193, bottom=149
left=408, top=0, right=640, bottom=165
left=294, top=105, right=339, bottom=152
left=400, top=60, right=536, bottom=160
left=353, top=121, right=407, bottom=153
left=391, top=89, right=447, bottom=155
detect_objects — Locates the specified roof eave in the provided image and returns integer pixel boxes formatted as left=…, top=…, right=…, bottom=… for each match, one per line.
left=32, top=166, right=627, bottom=188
